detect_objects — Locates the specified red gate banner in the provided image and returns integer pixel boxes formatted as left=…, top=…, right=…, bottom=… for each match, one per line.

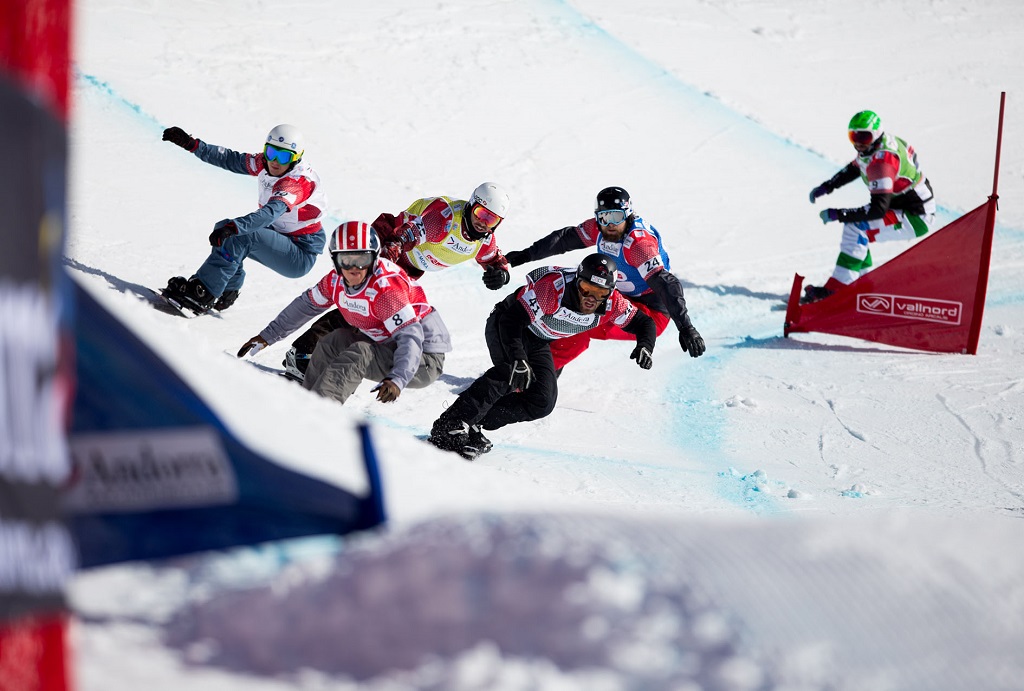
left=784, top=199, right=996, bottom=354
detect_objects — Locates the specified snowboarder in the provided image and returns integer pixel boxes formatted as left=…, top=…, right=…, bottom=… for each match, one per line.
left=237, top=221, right=451, bottom=405
left=160, top=123, right=328, bottom=313
left=503, top=186, right=704, bottom=371
left=428, top=254, right=656, bottom=460
left=282, top=182, right=513, bottom=380
left=804, top=110, right=936, bottom=303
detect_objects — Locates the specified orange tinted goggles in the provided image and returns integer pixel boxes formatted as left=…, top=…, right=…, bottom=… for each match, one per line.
left=578, top=280, right=611, bottom=300
left=472, top=203, right=503, bottom=229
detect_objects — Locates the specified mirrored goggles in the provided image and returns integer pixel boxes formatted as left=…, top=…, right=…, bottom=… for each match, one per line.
left=333, top=251, right=375, bottom=271
left=848, top=130, right=876, bottom=146
left=471, top=203, right=503, bottom=230
left=578, top=279, right=612, bottom=301
left=596, top=209, right=626, bottom=226
left=265, top=144, right=298, bottom=165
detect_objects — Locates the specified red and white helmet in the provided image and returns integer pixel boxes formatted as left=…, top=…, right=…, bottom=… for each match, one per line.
left=329, top=221, right=381, bottom=273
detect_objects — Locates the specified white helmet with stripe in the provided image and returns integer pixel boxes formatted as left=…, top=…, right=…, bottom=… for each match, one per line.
left=330, top=221, right=381, bottom=274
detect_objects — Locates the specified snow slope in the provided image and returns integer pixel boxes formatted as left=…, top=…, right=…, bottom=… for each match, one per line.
left=66, top=0, right=1024, bottom=688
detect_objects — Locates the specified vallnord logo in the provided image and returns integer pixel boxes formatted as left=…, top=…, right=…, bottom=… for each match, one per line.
left=856, top=293, right=963, bottom=325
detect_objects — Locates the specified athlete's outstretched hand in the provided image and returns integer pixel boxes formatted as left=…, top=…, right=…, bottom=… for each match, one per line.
left=630, top=344, right=653, bottom=370
left=162, top=126, right=198, bottom=152
left=237, top=335, right=268, bottom=358
left=679, top=326, right=705, bottom=358
left=373, top=379, right=401, bottom=403
left=482, top=264, right=510, bottom=290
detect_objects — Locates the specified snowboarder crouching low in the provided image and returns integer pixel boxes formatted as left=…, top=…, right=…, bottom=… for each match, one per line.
left=238, top=222, right=451, bottom=405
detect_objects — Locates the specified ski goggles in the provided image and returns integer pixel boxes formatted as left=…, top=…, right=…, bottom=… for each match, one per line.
left=578, top=279, right=612, bottom=301
left=333, top=251, right=375, bottom=271
left=595, top=209, right=627, bottom=226
left=264, top=144, right=298, bottom=165
left=848, top=130, right=877, bottom=146
left=471, top=203, right=503, bottom=230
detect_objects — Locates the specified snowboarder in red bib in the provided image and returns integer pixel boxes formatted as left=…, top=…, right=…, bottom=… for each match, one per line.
left=428, top=254, right=656, bottom=460
left=804, top=110, right=937, bottom=303
left=161, top=123, right=328, bottom=313
left=237, top=221, right=451, bottom=405
left=504, top=186, right=704, bottom=372
left=283, top=182, right=513, bottom=380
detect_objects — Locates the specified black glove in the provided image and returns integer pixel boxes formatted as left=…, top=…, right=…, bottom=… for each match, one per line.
left=630, top=344, right=653, bottom=370
left=508, top=359, right=533, bottom=392
left=808, top=184, right=830, bottom=204
left=162, top=126, right=197, bottom=152
left=209, top=220, right=238, bottom=247
left=482, top=264, right=510, bottom=290
left=679, top=325, right=706, bottom=358
left=504, top=250, right=529, bottom=268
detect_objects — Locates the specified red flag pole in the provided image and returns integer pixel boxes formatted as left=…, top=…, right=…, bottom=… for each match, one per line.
left=966, top=92, right=1005, bottom=355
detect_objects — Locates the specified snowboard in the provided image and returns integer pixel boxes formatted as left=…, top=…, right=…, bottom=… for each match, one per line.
left=416, top=434, right=486, bottom=461
left=143, top=287, right=196, bottom=318
left=236, top=353, right=304, bottom=383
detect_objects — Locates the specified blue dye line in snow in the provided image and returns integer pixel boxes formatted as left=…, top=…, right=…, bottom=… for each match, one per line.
left=547, top=0, right=799, bottom=511
left=662, top=352, right=784, bottom=514
left=76, top=69, right=164, bottom=128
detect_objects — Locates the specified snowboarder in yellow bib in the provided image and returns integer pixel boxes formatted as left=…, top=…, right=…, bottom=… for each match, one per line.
left=371, top=182, right=512, bottom=286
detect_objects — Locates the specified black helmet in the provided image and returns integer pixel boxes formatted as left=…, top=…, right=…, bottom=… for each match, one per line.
left=576, top=253, right=617, bottom=291
left=595, top=186, right=632, bottom=215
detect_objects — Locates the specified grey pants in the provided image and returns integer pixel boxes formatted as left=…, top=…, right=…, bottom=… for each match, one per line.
left=303, top=327, right=445, bottom=404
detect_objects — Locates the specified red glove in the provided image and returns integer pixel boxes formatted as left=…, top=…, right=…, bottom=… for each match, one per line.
left=381, top=241, right=405, bottom=264
left=396, top=219, right=425, bottom=249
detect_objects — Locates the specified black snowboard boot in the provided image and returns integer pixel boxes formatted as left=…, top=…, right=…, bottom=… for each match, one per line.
left=282, top=347, right=310, bottom=383
left=466, top=425, right=493, bottom=456
left=428, top=419, right=477, bottom=459
left=164, top=276, right=215, bottom=313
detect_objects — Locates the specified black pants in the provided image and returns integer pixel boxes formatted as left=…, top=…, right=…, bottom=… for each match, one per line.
left=438, top=309, right=558, bottom=431
left=291, top=309, right=349, bottom=373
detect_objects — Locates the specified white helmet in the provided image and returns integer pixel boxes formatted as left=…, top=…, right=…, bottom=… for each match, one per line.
left=265, top=124, right=304, bottom=161
left=470, top=182, right=511, bottom=219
